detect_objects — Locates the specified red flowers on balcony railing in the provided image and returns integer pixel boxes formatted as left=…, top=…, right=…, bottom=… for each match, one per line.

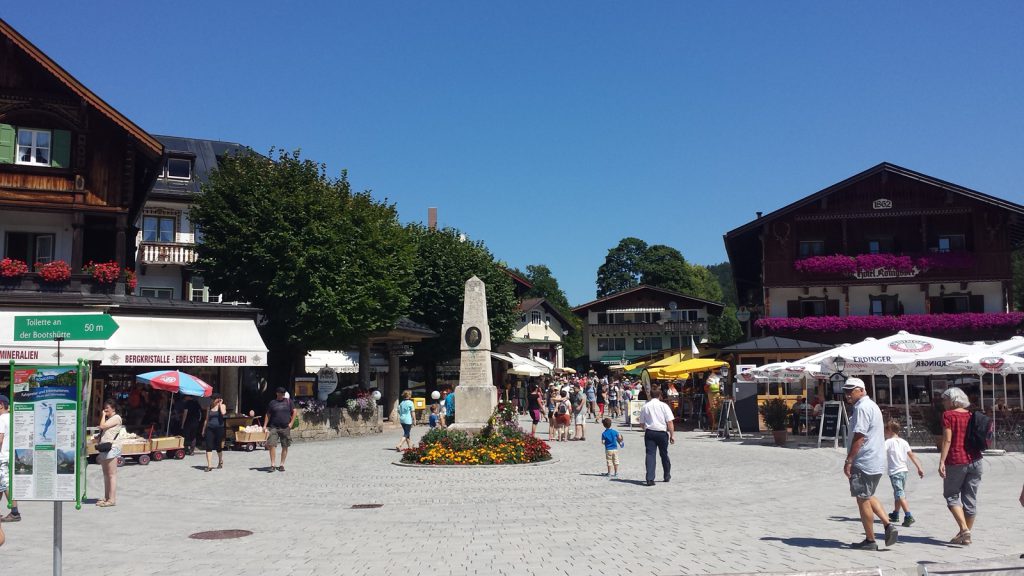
left=793, top=252, right=975, bottom=276
left=35, top=260, right=72, bottom=283
left=755, top=312, right=1024, bottom=333
left=125, top=269, right=138, bottom=291
left=0, top=257, right=29, bottom=278
left=83, top=261, right=122, bottom=284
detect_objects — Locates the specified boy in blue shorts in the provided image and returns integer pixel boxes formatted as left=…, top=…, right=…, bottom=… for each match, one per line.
left=601, top=417, right=624, bottom=477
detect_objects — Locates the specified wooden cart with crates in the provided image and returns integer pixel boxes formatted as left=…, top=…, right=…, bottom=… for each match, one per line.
left=230, top=417, right=268, bottom=451
left=85, top=433, right=186, bottom=466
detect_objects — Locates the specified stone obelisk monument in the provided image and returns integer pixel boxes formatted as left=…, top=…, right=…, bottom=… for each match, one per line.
left=450, top=275, right=497, bottom=433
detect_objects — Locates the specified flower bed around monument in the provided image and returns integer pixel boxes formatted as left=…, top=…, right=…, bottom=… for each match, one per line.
left=401, top=403, right=552, bottom=465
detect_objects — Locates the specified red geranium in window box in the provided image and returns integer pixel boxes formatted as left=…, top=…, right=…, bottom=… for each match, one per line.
left=82, top=261, right=121, bottom=284
left=0, top=257, right=30, bottom=278
left=125, top=269, right=138, bottom=291
left=35, top=260, right=72, bottom=283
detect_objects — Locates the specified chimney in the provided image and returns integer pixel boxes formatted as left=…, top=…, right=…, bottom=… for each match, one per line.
left=756, top=211, right=763, bottom=219
left=428, top=207, right=437, bottom=230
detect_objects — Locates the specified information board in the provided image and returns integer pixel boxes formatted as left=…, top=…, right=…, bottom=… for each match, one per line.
left=9, top=365, right=81, bottom=502
left=817, top=400, right=848, bottom=449
left=627, top=400, right=644, bottom=428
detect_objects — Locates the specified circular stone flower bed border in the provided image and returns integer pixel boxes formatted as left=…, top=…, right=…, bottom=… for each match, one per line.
left=392, top=457, right=559, bottom=468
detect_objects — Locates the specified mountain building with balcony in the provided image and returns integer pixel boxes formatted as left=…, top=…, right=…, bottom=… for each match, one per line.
left=0, top=17, right=268, bottom=420
left=135, top=135, right=247, bottom=302
left=572, top=285, right=724, bottom=370
left=724, top=162, right=1024, bottom=345
left=496, top=297, right=573, bottom=369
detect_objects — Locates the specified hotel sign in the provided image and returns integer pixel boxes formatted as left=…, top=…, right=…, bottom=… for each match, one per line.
left=872, top=198, right=893, bottom=210
left=852, top=266, right=919, bottom=280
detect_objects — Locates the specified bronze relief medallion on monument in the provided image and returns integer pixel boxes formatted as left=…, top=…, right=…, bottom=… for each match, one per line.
left=464, top=326, right=482, bottom=348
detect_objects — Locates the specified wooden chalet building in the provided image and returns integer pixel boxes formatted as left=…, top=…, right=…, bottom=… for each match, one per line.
left=572, top=285, right=724, bottom=371
left=725, top=162, right=1024, bottom=345
left=0, top=18, right=268, bottom=419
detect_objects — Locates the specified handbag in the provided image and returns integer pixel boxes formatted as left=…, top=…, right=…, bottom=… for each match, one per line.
left=96, top=426, right=122, bottom=453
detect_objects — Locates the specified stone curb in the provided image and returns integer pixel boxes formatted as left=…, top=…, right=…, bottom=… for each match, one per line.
left=391, top=457, right=560, bottom=469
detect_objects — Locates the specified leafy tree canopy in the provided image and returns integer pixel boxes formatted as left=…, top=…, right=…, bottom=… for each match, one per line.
left=191, top=149, right=415, bottom=355
left=596, top=237, right=647, bottom=297
left=405, top=225, right=519, bottom=364
left=706, top=262, right=738, bottom=307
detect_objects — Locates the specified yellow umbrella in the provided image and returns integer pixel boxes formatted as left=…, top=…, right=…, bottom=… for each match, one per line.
left=648, top=358, right=727, bottom=379
left=645, top=352, right=691, bottom=370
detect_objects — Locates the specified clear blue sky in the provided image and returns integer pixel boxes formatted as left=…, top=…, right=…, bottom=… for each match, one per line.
left=6, top=3, right=1023, bottom=306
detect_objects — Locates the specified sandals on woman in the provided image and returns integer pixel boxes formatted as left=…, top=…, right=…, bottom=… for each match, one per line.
left=950, top=530, right=971, bottom=545
left=96, top=501, right=116, bottom=507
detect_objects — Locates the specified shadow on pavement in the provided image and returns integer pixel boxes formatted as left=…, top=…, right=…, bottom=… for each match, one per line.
left=248, top=466, right=276, bottom=473
left=897, top=535, right=960, bottom=547
left=826, top=515, right=861, bottom=522
left=761, top=536, right=880, bottom=550
left=610, top=478, right=649, bottom=486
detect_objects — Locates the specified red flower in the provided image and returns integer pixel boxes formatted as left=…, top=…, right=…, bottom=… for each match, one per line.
left=82, top=261, right=121, bottom=284
left=0, top=258, right=29, bottom=278
left=35, top=260, right=72, bottom=283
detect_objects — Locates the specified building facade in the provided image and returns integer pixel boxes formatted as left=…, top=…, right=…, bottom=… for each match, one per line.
left=572, top=285, right=724, bottom=370
left=725, top=163, right=1024, bottom=345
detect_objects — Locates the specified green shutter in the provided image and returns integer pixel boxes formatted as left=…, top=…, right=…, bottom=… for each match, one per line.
left=0, top=124, right=15, bottom=164
left=51, top=129, right=71, bottom=168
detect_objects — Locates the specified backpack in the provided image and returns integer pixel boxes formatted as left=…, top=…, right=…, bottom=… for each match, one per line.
left=965, top=410, right=993, bottom=452
left=556, top=402, right=568, bottom=416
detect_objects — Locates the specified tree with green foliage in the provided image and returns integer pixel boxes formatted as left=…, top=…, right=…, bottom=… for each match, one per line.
left=596, top=237, right=648, bottom=297
left=522, top=264, right=584, bottom=361
left=405, top=225, right=519, bottom=379
left=192, top=149, right=416, bottom=382
left=706, top=262, right=737, bottom=307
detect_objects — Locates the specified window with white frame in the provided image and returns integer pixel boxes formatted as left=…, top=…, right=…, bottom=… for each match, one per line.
left=633, top=337, right=663, bottom=351
left=4, top=232, right=55, bottom=266
left=143, top=216, right=176, bottom=242
left=165, top=157, right=191, bottom=180
left=16, top=128, right=50, bottom=166
left=140, top=287, right=174, bottom=299
left=670, top=309, right=699, bottom=322
left=597, top=338, right=625, bottom=351
left=531, top=311, right=543, bottom=325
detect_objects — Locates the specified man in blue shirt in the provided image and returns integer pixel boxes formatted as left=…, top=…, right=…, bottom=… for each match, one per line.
left=843, top=378, right=898, bottom=550
left=600, top=417, right=624, bottom=478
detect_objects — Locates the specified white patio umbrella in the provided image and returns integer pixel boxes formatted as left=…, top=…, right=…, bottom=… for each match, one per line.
left=818, top=331, right=978, bottom=426
left=949, top=351, right=1024, bottom=410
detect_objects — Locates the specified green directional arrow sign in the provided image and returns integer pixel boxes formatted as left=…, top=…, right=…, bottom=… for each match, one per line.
left=13, top=314, right=120, bottom=341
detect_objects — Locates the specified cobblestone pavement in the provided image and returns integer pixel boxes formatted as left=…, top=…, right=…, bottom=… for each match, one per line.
left=2, top=417, right=1023, bottom=576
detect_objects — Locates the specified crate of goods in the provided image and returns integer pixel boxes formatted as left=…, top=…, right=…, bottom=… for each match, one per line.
left=150, top=436, right=184, bottom=451
left=235, top=430, right=268, bottom=443
left=120, top=440, right=150, bottom=455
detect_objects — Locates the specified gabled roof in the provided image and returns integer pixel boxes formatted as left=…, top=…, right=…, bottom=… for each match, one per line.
left=720, top=336, right=830, bottom=353
left=572, top=284, right=725, bottom=315
left=724, top=162, right=1024, bottom=242
left=0, top=18, right=162, bottom=159
left=518, top=297, right=574, bottom=333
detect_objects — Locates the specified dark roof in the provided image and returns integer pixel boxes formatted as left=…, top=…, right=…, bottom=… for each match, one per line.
left=720, top=336, right=830, bottom=353
left=0, top=18, right=161, bottom=159
left=149, top=135, right=249, bottom=200
left=724, top=162, right=1024, bottom=243
left=572, top=284, right=725, bottom=315
left=393, top=316, right=436, bottom=336
left=518, top=298, right=575, bottom=333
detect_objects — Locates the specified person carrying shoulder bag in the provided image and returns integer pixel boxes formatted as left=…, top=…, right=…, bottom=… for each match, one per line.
left=96, top=399, right=124, bottom=507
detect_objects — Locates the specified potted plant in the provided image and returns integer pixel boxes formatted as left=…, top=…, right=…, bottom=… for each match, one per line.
left=760, top=397, right=790, bottom=445
left=922, top=403, right=945, bottom=450
left=0, top=257, right=29, bottom=286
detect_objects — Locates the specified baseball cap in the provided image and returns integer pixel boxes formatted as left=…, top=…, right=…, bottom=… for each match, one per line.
left=842, top=377, right=866, bottom=391
left=275, top=386, right=287, bottom=394
left=0, top=394, right=9, bottom=406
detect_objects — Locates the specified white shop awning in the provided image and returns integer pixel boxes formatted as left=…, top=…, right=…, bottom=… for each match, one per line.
left=0, top=310, right=107, bottom=365
left=305, top=350, right=359, bottom=374
left=101, top=316, right=268, bottom=366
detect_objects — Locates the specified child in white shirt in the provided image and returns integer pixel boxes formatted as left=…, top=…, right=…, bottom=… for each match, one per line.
left=885, top=420, right=925, bottom=527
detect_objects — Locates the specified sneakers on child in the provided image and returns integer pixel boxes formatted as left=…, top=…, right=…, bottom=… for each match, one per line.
left=888, top=511, right=899, bottom=523
left=902, top=515, right=915, bottom=527
left=884, top=523, right=899, bottom=546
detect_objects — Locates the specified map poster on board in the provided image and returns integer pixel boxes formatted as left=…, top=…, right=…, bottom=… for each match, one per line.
left=10, top=365, right=80, bottom=502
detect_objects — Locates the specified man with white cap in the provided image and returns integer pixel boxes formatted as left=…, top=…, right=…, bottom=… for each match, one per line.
left=842, top=377, right=898, bottom=550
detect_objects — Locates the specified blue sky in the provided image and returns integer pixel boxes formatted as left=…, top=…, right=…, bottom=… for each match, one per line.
left=5, top=3, right=1023, bottom=306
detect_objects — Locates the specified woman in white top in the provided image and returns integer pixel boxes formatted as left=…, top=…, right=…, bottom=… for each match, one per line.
left=97, top=399, right=124, bottom=507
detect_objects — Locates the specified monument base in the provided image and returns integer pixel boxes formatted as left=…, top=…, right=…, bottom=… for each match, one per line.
left=450, top=386, right=497, bottom=435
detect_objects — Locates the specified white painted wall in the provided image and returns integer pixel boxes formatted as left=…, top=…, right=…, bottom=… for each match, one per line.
left=136, top=266, right=179, bottom=297
left=0, top=211, right=73, bottom=262
left=769, top=281, right=1006, bottom=317
left=848, top=285, right=926, bottom=315
left=513, top=306, right=564, bottom=344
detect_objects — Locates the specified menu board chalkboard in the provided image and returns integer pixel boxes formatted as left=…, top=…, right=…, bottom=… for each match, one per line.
left=817, top=401, right=848, bottom=448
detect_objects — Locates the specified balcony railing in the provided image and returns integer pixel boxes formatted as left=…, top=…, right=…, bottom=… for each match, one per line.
left=138, top=242, right=197, bottom=265
left=587, top=321, right=708, bottom=337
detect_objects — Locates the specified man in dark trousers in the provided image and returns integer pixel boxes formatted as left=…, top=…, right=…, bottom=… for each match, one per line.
left=639, top=386, right=675, bottom=486
left=263, top=387, right=296, bottom=472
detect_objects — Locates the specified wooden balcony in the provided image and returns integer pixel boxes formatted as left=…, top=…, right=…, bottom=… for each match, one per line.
left=587, top=321, right=708, bottom=337
left=138, top=242, right=196, bottom=266
left=764, top=251, right=1011, bottom=286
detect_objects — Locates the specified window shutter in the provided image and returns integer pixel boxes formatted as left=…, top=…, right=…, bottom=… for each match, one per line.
left=969, top=295, right=985, bottom=313
left=51, top=129, right=71, bottom=168
left=826, top=299, right=840, bottom=316
left=787, top=300, right=801, bottom=318
left=0, top=124, right=15, bottom=164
